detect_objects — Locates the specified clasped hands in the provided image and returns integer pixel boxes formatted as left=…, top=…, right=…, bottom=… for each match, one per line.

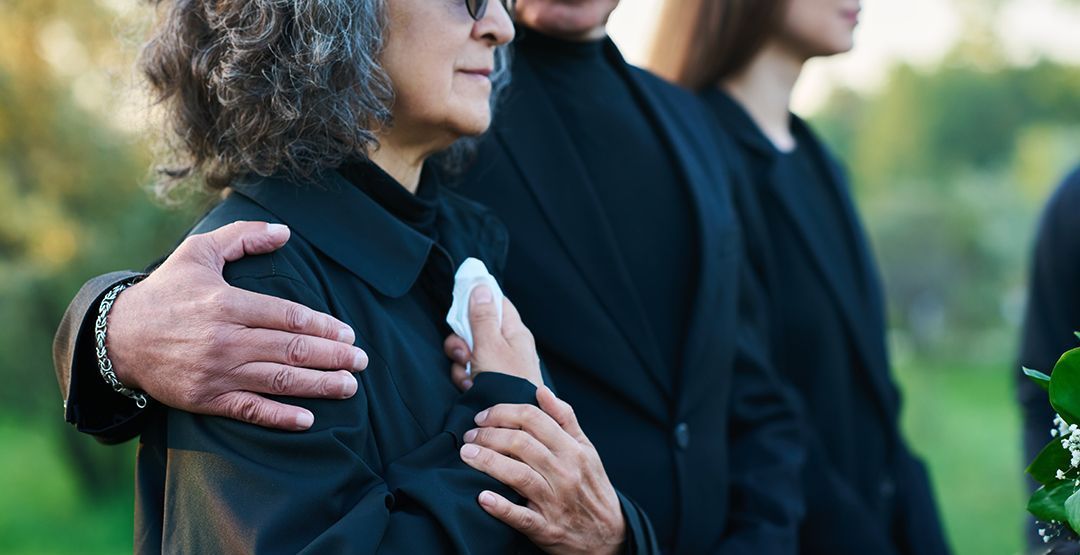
left=443, top=284, right=626, bottom=555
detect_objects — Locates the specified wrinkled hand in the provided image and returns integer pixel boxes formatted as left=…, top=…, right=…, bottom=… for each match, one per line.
left=458, top=386, right=625, bottom=555
left=443, top=285, right=543, bottom=388
left=108, top=221, right=368, bottom=430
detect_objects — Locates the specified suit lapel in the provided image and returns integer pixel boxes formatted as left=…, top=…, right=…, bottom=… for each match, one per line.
left=615, top=54, right=737, bottom=413
left=493, top=53, right=673, bottom=398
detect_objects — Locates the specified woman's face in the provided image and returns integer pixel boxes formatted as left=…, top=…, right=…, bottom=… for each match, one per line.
left=776, top=0, right=860, bottom=60
left=380, top=0, right=515, bottom=149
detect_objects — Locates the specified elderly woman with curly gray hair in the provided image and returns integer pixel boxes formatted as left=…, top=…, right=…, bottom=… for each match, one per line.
left=128, top=0, right=632, bottom=553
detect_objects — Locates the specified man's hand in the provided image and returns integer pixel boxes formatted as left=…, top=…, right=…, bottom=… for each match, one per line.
left=458, top=386, right=626, bottom=555
left=107, top=221, right=368, bottom=431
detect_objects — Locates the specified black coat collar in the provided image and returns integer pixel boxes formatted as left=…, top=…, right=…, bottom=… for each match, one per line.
left=230, top=169, right=436, bottom=299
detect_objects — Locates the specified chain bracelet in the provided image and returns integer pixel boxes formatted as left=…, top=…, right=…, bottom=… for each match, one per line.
left=94, top=278, right=149, bottom=409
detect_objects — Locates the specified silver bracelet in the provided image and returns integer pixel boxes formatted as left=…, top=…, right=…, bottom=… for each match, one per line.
left=94, top=279, right=149, bottom=409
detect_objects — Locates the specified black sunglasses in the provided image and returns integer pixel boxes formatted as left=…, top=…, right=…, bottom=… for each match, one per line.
left=465, top=0, right=515, bottom=21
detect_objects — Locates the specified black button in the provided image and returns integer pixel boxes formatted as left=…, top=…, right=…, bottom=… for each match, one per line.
left=879, top=478, right=896, bottom=499
left=674, top=422, right=690, bottom=450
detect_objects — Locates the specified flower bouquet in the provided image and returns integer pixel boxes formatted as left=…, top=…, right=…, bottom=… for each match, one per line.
left=1025, top=336, right=1080, bottom=545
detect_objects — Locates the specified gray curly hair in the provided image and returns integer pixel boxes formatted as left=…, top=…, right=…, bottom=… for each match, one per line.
left=140, top=0, right=510, bottom=196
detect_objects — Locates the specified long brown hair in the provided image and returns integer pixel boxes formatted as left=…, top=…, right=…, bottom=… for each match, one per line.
left=647, top=0, right=787, bottom=92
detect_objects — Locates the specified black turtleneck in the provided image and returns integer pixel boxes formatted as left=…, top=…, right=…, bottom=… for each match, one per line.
left=517, top=30, right=699, bottom=380
left=340, top=159, right=441, bottom=242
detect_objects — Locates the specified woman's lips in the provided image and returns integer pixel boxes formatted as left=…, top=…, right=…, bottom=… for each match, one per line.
left=841, top=7, right=860, bottom=25
left=459, top=68, right=493, bottom=78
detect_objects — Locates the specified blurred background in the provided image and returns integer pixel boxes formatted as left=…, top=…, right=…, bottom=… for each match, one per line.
left=1, top=0, right=1078, bottom=553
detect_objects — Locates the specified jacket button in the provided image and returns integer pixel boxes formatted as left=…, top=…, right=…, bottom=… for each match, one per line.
left=674, top=422, right=690, bottom=450
left=879, top=478, right=896, bottom=499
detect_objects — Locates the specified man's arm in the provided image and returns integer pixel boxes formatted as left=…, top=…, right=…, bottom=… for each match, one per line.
left=53, top=221, right=369, bottom=443
left=55, top=271, right=148, bottom=443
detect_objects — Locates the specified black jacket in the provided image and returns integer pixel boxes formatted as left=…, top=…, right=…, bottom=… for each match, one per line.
left=450, top=43, right=804, bottom=554
left=134, top=168, right=555, bottom=553
left=702, top=89, right=950, bottom=555
left=1018, top=165, right=1080, bottom=552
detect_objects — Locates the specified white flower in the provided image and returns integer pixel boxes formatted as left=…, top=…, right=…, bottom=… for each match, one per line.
left=1057, top=469, right=1066, bottom=480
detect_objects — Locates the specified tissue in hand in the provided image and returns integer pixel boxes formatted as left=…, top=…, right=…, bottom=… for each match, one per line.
left=445, top=257, right=504, bottom=352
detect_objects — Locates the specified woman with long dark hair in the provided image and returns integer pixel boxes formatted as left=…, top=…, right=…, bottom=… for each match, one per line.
left=650, top=2, right=950, bottom=553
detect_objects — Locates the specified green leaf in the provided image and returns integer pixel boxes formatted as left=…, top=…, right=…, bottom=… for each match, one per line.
left=1050, top=348, right=1080, bottom=425
left=1029, top=480, right=1076, bottom=523
left=1073, top=331, right=1080, bottom=342
left=1067, top=489, right=1080, bottom=533
left=1025, top=366, right=1052, bottom=392
left=1029, top=438, right=1071, bottom=485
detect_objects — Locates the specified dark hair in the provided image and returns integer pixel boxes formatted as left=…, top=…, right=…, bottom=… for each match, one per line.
left=647, top=0, right=787, bottom=91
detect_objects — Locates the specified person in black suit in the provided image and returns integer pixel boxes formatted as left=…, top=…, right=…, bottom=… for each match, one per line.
left=81, top=0, right=643, bottom=552
left=1019, top=165, right=1080, bottom=555
left=54, top=1, right=804, bottom=553
left=649, top=1, right=950, bottom=553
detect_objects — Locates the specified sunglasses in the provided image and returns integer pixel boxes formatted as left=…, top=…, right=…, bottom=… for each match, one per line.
left=464, top=0, right=515, bottom=21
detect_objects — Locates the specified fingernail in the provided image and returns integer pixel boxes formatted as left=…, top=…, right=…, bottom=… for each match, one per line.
left=472, top=285, right=493, bottom=304
left=453, top=348, right=467, bottom=363
left=462, top=379, right=473, bottom=390
left=353, top=349, right=368, bottom=371
left=461, top=443, right=480, bottom=459
left=267, top=223, right=289, bottom=236
left=475, top=410, right=488, bottom=424
left=337, top=326, right=356, bottom=344
left=464, top=429, right=478, bottom=443
left=296, top=411, right=314, bottom=429
left=479, top=491, right=496, bottom=505
left=339, top=374, right=358, bottom=397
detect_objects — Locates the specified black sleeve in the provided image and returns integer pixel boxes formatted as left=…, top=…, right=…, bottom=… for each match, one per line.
left=617, top=490, right=662, bottom=555
left=53, top=270, right=148, bottom=444
left=1019, top=168, right=1080, bottom=549
left=717, top=255, right=806, bottom=554
left=151, top=273, right=542, bottom=554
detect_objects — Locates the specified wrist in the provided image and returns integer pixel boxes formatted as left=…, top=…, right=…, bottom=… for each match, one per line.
left=95, top=278, right=149, bottom=406
left=105, top=284, right=140, bottom=389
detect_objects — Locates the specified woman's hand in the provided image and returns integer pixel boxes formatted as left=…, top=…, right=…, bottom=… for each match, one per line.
left=443, top=285, right=543, bottom=389
left=459, top=386, right=626, bottom=555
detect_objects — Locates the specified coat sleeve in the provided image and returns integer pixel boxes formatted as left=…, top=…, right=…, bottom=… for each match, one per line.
left=1018, top=169, right=1080, bottom=550
left=53, top=270, right=149, bottom=444
left=716, top=257, right=806, bottom=554
left=150, top=272, right=541, bottom=554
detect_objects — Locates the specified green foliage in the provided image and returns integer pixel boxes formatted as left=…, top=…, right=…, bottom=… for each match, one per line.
left=1026, top=346, right=1080, bottom=538
left=1051, top=349, right=1080, bottom=425
left=1025, top=366, right=1052, bottom=391
left=1029, top=439, right=1069, bottom=483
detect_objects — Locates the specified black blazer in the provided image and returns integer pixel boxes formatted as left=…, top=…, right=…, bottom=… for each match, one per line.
left=134, top=169, right=554, bottom=553
left=1018, top=165, right=1080, bottom=552
left=702, top=90, right=950, bottom=555
left=450, top=42, right=804, bottom=554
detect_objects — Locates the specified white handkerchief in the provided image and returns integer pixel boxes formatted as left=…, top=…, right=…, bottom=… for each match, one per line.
left=446, top=257, right=504, bottom=352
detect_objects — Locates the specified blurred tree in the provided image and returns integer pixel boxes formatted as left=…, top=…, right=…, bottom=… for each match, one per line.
left=0, top=0, right=193, bottom=496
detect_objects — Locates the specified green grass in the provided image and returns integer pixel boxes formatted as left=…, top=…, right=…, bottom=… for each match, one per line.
left=1, top=361, right=1026, bottom=554
left=0, top=422, right=134, bottom=555
left=895, top=361, right=1025, bottom=555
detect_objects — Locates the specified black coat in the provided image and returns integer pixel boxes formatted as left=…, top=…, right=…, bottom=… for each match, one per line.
left=135, top=169, right=554, bottom=553
left=701, top=90, right=950, bottom=555
left=450, top=42, right=805, bottom=554
left=1018, top=165, right=1080, bottom=552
